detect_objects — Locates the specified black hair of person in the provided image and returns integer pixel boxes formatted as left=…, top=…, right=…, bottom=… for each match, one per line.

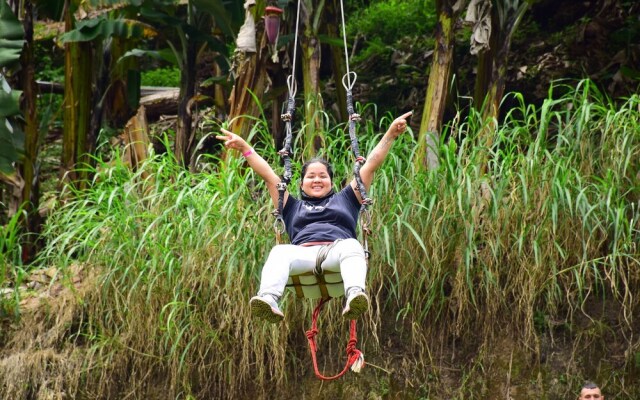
left=582, top=382, right=599, bottom=390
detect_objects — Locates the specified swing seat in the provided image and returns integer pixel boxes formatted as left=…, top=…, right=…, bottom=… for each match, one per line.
left=286, top=271, right=344, bottom=299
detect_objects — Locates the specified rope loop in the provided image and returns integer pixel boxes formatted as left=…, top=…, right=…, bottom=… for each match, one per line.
left=286, top=74, right=298, bottom=98
left=305, top=299, right=365, bottom=380
left=341, top=71, right=358, bottom=91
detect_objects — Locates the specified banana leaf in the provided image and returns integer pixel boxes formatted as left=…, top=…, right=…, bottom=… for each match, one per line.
left=0, top=1, right=25, bottom=68
left=0, top=3, right=25, bottom=174
left=60, top=16, right=146, bottom=43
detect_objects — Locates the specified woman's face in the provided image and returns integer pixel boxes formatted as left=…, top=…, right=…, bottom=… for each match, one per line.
left=301, top=162, right=333, bottom=198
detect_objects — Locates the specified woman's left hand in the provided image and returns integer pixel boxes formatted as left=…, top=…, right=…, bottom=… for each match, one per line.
left=389, top=111, right=413, bottom=138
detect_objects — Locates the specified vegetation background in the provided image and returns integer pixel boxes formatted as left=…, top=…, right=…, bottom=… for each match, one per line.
left=0, top=0, right=639, bottom=399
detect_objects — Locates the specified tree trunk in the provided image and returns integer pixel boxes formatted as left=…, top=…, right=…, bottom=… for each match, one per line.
left=123, top=106, right=151, bottom=179
left=475, top=0, right=529, bottom=174
left=480, top=1, right=528, bottom=125
left=227, top=13, right=270, bottom=141
left=473, top=39, right=493, bottom=110
left=326, top=0, right=347, bottom=123
left=87, top=40, right=107, bottom=161
left=175, top=37, right=198, bottom=166
left=61, top=0, right=93, bottom=190
left=14, top=0, right=40, bottom=261
left=106, top=36, right=138, bottom=128
left=416, top=0, right=464, bottom=171
left=300, top=1, right=325, bottom=160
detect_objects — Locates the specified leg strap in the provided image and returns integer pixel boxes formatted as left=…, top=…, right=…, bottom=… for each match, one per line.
left=314, top=240, right=341, bottom=299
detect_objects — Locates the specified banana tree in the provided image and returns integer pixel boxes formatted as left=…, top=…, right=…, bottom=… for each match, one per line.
left=299, top=0, right=325, bottom=159
left=17, top=0, right=39, bottom=240
left=227, top=0, right=272, bottom=143
left=468, top=0, right=530, bottom=138
left=128, top=0, right=242, bottom=166
left=59, top=0, right=152, bottom=189
left=324, top=0, right=348, bottom=124
left=415, top=0, right=469, bottom=171
left=0, top=0, right=43, bottom=262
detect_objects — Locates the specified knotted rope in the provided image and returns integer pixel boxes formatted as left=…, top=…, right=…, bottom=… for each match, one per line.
left=305, top=298, right=365, bottom=380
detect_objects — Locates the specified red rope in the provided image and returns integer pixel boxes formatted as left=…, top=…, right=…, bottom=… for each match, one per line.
left=305, top=298, right=365, bottom=380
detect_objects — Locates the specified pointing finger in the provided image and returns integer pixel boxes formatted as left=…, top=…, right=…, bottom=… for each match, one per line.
left=400, top=111, right=413, bottom=119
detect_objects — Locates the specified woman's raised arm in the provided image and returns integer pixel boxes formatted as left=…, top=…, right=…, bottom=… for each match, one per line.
left=216, top=128, right=285, bottom=209
left=350, top=111, right=412, bottom=199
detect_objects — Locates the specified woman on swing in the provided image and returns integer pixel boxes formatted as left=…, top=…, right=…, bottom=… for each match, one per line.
left=216, top=111, right=412, bottom=323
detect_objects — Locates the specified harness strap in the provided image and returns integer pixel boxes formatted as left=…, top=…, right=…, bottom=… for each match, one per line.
left=314, top=240, right=341, bottom=275
left=290, top=275, right=304, bottom=298
left=273, top=1, right=301, bottom=232
left=313, top=240, right=341, bottom=299
left=305, top=298, right=365, bottom=380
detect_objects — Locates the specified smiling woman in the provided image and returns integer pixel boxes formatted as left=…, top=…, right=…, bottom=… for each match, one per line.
left=300, top=158, right=333, bottom=197
left=215, top=110, right=412, bottom=323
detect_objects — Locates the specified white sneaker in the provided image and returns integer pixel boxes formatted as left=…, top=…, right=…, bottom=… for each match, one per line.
left=250, top=294, right=284, bottom=323
left=342, top=288, right=369, bottom=320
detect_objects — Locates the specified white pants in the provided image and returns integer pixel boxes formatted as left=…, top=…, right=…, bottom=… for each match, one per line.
left=258, top=238, right=367, bottom=298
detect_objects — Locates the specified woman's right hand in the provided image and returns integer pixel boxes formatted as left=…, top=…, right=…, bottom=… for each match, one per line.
left=216, top=128, right=251, bottom=153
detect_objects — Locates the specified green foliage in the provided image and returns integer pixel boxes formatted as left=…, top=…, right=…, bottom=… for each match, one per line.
left=61, top=16, right=145, bottom=43
left=0, top=1, right=25, bottom=69
left=34, top=41, right=65, bottom=136
left=0, top=2, right=25, bottom=174
left=35, top=58, right=64, bottom=83
left=0, top=205, right=23, bottom=278
left=141, top=66, right=181, bottom=87
left=345, top=0, right=436, bottom=108
left=0, top=205, right=24, bottom=321
left=347, top=0, right=436, bottom=44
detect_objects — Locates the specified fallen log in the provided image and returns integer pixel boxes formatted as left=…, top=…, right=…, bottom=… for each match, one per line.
left=36, top=80, right=179, bottom=97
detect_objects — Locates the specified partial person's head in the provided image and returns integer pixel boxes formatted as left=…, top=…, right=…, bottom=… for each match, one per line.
left=578, top=382, right=604, bottom=400
left=300, top=158, right=334, bottom=198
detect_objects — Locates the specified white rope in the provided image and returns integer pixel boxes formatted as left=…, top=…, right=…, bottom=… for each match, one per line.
left=339, top=0, right=356, bottom=91
left=287, top=0, right=302, bottom=98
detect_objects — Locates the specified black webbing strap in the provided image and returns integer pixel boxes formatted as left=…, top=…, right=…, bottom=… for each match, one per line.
left=343, top=74, right=372, bottom=208
left=343, top=73, right=372, bottom=259
left=273, top=79, right=296, bottom=242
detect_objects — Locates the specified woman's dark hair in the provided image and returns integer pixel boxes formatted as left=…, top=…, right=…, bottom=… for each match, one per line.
left=301, top=158, right=334, bottom=181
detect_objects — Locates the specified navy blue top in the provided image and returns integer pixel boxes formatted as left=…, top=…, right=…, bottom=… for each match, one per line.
left=282, top=186, right=361, bottom=245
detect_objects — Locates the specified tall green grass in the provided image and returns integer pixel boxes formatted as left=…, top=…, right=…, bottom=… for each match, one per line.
left=0, top=80, right=638, bottom=399
left=0, top=206, right=25, bottom=320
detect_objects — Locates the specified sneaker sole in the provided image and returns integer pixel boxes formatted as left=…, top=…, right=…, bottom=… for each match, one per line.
left=342, top=293, right=369, bottom=320
left=250, top=297, right=284, bottom=324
